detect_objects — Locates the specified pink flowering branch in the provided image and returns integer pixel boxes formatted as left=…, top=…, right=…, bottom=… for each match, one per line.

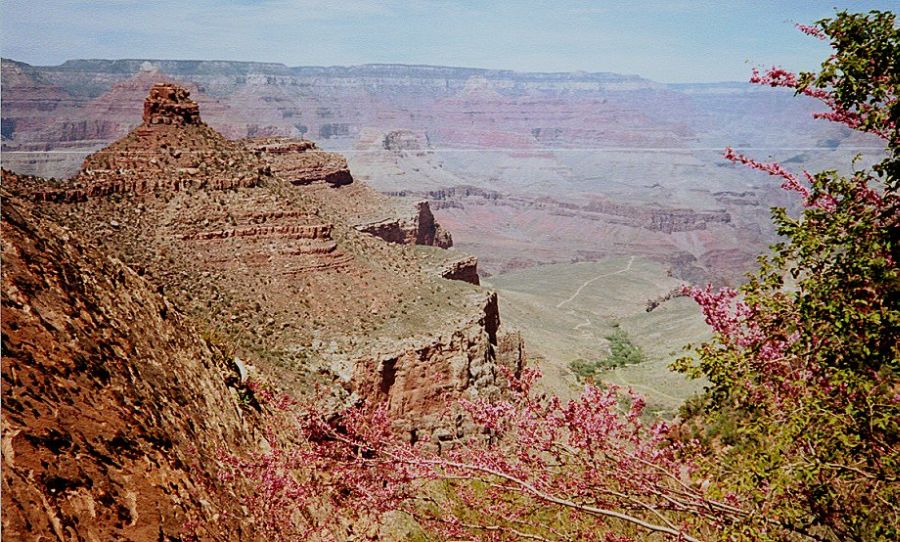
left=403, top=455, right=704, bottom=542
left=680, top=283, right=795, bottom=365
left=749, top=66, right=895, bottom=140
left=723, top=147, right=853, bottom=213
left=795, top=23, right=827, bottom=40
left=223, top=369, right=733, bottom=541
left=724, top=146, right=812, bottom=200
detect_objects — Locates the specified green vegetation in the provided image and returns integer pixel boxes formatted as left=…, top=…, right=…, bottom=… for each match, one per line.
left=484, top=257, right=709, bottom=405
left=605, top=327, right=648, bottom=367
left=675, top=11, right=899, bottom=541
left=569, top=326, right=648, bottom=381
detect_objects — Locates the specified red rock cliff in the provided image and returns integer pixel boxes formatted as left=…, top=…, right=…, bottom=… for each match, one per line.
left=0, top=189, right=270, bottom=541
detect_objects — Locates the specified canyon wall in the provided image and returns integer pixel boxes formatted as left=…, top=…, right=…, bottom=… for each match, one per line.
left=3, top=58, right=881, bottom=284
left=4, top=84, right=508, bottom=448
left=1, top=190, right=269, bottom=541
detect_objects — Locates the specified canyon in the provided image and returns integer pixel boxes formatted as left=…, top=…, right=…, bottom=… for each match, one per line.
left=2, top=58, right=884, bottom=283
left=1, top=59, right=886, bottom=538
left=2, top=83, right=522, bottom=540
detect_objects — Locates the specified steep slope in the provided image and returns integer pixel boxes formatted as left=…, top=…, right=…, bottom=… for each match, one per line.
left=0, top=188, right=267, bottom=541
left=7, top=83, right=517, bottom=442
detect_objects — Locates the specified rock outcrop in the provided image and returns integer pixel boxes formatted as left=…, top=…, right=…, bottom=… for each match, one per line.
left=142, top=82, right=201, bottom=125
left=1, top=190, right=268, bottom=541
left=438, top=254, right=481, bottom=285
left=4, top=83, right=506, bottom=448
left=244, top=134, right=455, bottom=249
left=346, top=292, right=508, bottom=446
left=15, top=83, right=270, bottom=203
left=355, top=200, right=453, bottom=248
left=247, top=136, right=352, bottom=186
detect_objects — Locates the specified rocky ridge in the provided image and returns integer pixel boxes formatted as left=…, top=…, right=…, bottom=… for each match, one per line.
left=247, top=136, right=352, bottom=186
left=2, top=82, right=522, bottom=539
left=0, top=190, right=271, bottom=541
left=4, top=83, right=512, bottom=445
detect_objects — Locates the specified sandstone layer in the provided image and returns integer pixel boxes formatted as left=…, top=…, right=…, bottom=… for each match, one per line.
left=246, top=134, right=456, bottom=251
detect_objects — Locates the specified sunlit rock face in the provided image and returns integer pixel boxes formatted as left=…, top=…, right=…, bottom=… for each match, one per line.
left=3, top=83, right=513, bottom=453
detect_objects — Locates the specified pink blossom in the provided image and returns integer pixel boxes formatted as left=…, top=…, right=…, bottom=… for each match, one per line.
left=724, top=147, right=812, bottom=200
left=795, top=23, right=827, bottom=40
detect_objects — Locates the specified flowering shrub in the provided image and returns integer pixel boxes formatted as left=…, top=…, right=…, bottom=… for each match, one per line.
left=223, top=368, right=731, bottom=541
left=223, top=10, right=898, bottom=542
left=676, top=10, right=899, bottom=542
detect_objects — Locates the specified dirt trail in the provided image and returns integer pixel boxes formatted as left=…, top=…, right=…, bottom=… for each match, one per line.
left=610, top=372, right=684, bottom=405
left=574, top=316, right=592, bottom=331
left=556, top=256, right=635, bottom=309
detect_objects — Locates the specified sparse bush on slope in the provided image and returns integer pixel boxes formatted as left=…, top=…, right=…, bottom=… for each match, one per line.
left=570, top=327, right=648, bottom=382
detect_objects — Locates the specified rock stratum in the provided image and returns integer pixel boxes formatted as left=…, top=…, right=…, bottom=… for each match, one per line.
left=2, top=58, right=882, bottom=284
left=2, top=83, right=520, bottom=539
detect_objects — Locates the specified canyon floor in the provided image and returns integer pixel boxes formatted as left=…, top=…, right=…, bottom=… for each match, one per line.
left=484, top=256, right=710, bottom=412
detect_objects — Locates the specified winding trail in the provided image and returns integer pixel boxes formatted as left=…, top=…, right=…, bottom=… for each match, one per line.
left=556, top=256, right=635, bottom=309
left=573, top=317, right=592, bottom=331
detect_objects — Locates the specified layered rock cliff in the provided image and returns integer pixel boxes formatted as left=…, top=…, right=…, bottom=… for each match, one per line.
left=243, top=134, right=455, bottom=251
left=4, top=83, right=509, bottom=448
left=3, top=58, right=870, bottom=285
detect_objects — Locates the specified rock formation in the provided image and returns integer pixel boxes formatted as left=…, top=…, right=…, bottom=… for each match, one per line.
left=143, top=82, right=201, bottom=125
left=244, top=134, right=456, bottom=251
left=3, top=83, right=510, bottom=452
left=437, top=254, right=481, bottom=285
left=0, top=189, right=270, bottom=541
left=246, top=136, right=352, bottom=186
left=355, top=201, right=453, bottom=248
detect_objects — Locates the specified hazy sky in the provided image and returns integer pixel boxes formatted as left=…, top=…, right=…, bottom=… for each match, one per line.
left=2, top=1, right=896, bottom=82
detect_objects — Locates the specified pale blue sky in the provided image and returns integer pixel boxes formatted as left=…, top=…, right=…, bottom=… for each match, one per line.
left=2, top=1, right=896, bottom=82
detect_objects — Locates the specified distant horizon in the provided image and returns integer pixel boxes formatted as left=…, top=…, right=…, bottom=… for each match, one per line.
left=3, top=1, right=898, bottom=84
left=4, top=56, right=756, bottom=86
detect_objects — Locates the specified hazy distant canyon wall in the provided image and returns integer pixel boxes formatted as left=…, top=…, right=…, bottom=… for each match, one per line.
left=2, top=58, right=883, bottom=283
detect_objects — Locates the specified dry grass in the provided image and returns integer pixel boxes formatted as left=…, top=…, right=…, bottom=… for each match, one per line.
left=485, top=257, right=710, bottom=412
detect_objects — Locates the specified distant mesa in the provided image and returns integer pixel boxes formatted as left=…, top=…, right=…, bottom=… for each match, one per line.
left=143, top=82, right=201, bottom=126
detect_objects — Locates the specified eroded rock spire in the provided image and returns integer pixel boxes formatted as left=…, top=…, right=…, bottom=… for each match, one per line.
left=142, top=82, right=200, bottom=126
